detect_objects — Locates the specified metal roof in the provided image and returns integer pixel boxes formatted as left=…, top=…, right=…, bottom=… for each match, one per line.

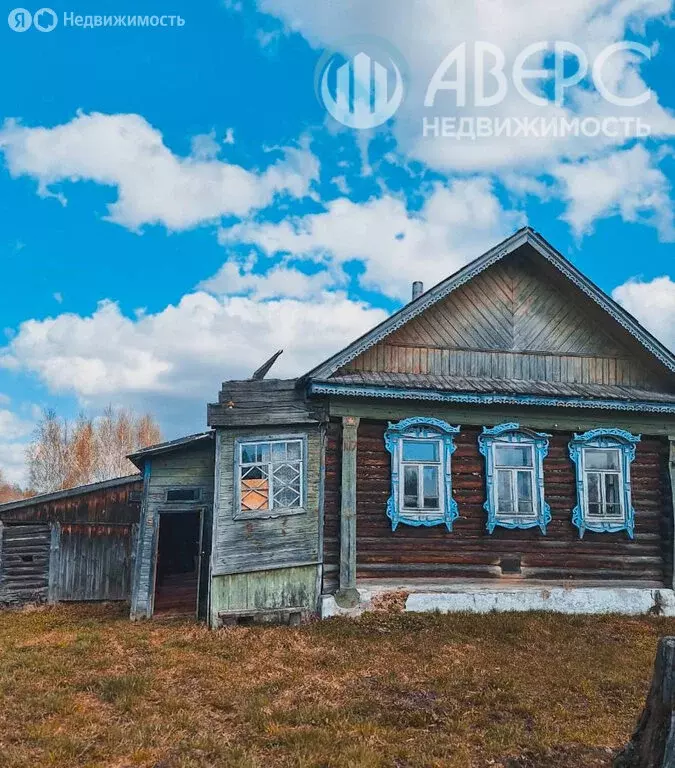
left=305, top=227, right=675, bottom=381
left=127, top=431, right=214, bottom=468
left=320, top=371, right=675, bottom=403
left=0, top=473, right=141, bottom=513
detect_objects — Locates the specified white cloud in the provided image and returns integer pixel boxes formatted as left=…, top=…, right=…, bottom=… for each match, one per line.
left=254, top=0, right=675, bottom=172
left=0, top=112, right=319, bottom=231
left=0, top=407, right=37, bottom=485
left=199, top=261, right=337, bottom=299
left=0, top=292, right=388, bottom=435
left=613, top=275, right=675, bottom=351
left=554, top=145, right=674, bottom=239
left=219, top=177, right=523, bottom=299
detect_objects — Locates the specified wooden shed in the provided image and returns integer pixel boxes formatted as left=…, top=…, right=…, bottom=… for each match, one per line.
left=0, top=475, right=142, bottom=605
left=128, top=432, right=215, bottom=620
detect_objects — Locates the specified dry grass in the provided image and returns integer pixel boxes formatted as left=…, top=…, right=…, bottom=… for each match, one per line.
left=0, top=604, right=670, bottom=768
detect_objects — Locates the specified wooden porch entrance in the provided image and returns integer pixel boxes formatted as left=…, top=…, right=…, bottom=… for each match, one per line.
left=153, top=510, right=201, bottom=617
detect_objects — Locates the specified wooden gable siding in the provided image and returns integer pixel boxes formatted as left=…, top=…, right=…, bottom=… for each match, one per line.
left=322, top=420, right=672, bottom=589
left=340, top=251, right=669, bottom=391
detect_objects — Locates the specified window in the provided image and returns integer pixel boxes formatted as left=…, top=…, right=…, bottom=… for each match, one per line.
left=479, top=423, right=551, bottom=534
left=237, top=437, right=304, bottom=516
left=165, top=488, right=202, bottom=502
left=384, top=417, right=460, bottom=531
left=568, top=429, right=640, bottom=538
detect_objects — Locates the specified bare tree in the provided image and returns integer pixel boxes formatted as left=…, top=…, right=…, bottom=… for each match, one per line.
left=26, top=410, right=70, bottom=494
left=26, top=406, right=163, bottom=493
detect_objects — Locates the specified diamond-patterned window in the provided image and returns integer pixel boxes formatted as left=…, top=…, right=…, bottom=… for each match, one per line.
left=239, top=439, right=303, bottom=514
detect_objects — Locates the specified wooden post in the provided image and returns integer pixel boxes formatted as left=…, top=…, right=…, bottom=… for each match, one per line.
left=337, top=415, right=360, bottom=607
left=670, top=436, right=675, bottom=592
left=614, top=636, right=675, bottom=767
left=47, top=522, right=61, bottom=604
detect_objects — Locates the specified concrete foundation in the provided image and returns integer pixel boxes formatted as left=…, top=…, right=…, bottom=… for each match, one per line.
left=320, top=582, right=675, bottom=618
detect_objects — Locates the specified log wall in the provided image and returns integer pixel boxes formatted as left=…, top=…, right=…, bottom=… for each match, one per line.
left=323, top=420, right=672, bottom=590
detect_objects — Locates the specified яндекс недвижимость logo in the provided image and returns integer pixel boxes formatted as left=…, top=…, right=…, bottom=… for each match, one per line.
left=8, top=7, right=57, bottom=31
left=315, top=37, right=406, bottom=130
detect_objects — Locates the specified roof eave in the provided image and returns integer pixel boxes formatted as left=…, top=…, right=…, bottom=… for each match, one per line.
left=308, top=381, right=675, bottom=414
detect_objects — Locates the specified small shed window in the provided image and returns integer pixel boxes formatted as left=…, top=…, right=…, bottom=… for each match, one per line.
left=165, top=488, right=202, bottom=502
left=479, top=423, right=551, bottom=534
left=237, top=437, right=304, bottom=515
left=384, top=417, right=460, bottom=531
left=568, top=429, right=640, bottom=538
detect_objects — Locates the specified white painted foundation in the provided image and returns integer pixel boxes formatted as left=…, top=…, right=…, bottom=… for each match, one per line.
left=320, top=584, right=675, bottom=618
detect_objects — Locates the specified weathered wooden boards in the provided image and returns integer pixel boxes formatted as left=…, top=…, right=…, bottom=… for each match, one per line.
left=323, top=420, right=671, bottom=591
left=614, top=637, right=675, bottom=767
left=341, top=251, right=670, bottom=393
left=0, top=523, right=50, bottom=604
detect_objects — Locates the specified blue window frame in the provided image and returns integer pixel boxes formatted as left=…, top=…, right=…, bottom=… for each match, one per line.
left=568, top=429, right=640, bottom=539
left=478, top=423, right=551, bottom=535
left=384, top=417, right=460, bottom=531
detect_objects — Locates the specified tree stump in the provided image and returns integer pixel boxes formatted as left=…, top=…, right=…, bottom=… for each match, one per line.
left=614, top=637, right=675, bottom=768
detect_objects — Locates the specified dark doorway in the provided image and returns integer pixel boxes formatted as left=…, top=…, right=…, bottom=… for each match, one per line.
left=154, top=511, right=201, bottom=616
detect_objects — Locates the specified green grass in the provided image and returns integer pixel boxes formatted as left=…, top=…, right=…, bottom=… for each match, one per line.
left=0, top=604, right=669, bottom=767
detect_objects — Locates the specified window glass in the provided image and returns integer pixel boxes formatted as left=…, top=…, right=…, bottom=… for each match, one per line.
left=403, top=465, right=419, bottom=508
left=422, top=466, right=440, bottom=509
left=239, top=439, right=303, bottom=513
left=516, top=471, right=534, bottom=514
left=495, top=444, right=533, bottom=467
left=402, top=440, right=439, bottom=462
left=497, top=469, right=513, bottom=513
left=585, top=448, right=620, bottom=471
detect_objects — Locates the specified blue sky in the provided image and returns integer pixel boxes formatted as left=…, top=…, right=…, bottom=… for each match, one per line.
left=0, top=0, right=673, bottom=483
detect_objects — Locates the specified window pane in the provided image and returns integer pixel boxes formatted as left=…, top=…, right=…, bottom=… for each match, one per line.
left=403, top=465, right=419, bottom=508
left=241, top=443, right=259, bottom=464
left=605, top=474, right=621, bottom=508
left=497, top=470, right=513, bottom=513
left=402, top=440, right=439, bottom=462
left=272, top=442, right=286, bottom=461
left=241, top=477, right=269, bottom=511
left=287, top=441, right=302, bottom=461
left=258, top=443, right=270, bottom=463
left=422, top=466, right=440, bottom=509
left=585, top=449, right=620, bottom=471
left=495, top=445, right=533, bottom=467
left=516, top=471, right=534, bottom=515
left=587, top=472, right=601, bottom=504
left=242, top=465, right=266, bottom=480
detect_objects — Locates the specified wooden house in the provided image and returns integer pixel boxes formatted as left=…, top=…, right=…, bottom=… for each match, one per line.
left=5, top=228, right=674, bottom=624
left=203, top=227, right=675, bottom=624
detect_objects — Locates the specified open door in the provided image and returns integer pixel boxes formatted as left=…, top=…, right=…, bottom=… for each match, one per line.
left=153, top=510, right=201, bottom=617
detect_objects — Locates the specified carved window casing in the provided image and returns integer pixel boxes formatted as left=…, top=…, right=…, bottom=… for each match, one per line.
left=479, top=423, right=551, bottom=534
left=568, top=429, right=640, bottom=538
left=384, top=418, right=460, bottom=531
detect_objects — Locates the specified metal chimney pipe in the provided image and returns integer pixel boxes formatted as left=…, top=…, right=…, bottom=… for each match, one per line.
left=412, top=281, right=424, bottom=301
